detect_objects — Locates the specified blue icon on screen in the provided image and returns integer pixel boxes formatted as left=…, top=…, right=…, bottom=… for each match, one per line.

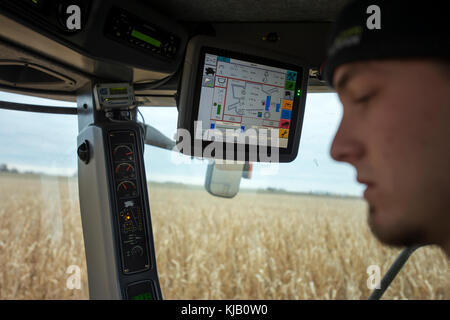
left=281, top=109, right=292, bottom=120
left=286, top=71, right=297, bottom=81
left=265, top=96, right=271, bottom=111
left=217, top=56, right=230, bottom=63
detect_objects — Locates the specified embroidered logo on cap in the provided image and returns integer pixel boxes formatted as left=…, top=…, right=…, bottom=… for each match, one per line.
left=328, top=25, right=363, bottom=56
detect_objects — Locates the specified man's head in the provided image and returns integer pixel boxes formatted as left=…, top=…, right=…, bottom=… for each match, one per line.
left=330, top=58, right=450, bottom=251
left=322, top=0, right=450, bottom=254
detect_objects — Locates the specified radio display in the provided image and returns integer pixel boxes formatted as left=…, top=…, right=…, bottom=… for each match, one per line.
left=131, top=29, right=161, bottom=48
left=109, top=87, right=128, bottom=95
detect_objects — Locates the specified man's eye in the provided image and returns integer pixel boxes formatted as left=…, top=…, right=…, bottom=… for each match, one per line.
left=355, top=94, right=372, bottom=104
left=353, top=89, right=379, bottom=105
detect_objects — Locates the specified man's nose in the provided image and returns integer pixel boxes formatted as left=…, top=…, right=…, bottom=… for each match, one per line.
left=330, top=117, right=364, bottom=165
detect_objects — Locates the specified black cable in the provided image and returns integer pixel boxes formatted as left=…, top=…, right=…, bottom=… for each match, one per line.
left=136, top=107, right=147, bottom=138
left=133, top=74, right=175, bottom=91
left=368, top=245, right=422, bottom=300
left=133, top=63, right=184, bottom=92
left=137, top=108, right=146, bottom=126
left=0, top=100, right=77, bottom=115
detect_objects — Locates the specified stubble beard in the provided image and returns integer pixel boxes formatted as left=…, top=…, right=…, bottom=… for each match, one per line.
left=367, top=203, right=427, bottom=248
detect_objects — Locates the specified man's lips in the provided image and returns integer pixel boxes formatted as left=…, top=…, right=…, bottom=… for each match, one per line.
left=363, top=184, right=375, bottom=200
left=357, top=177, right=375, bottom=185
left=357, top=177, right=376, bottom=199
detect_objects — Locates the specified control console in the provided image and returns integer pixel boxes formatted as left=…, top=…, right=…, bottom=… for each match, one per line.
left=108, top=130, right=151, bottom=275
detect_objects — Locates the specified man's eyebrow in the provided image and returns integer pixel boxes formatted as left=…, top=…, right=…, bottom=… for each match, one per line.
left=335, top=68, right=358, bottom=92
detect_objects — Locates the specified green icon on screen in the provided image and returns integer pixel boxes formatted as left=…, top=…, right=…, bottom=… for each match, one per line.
left=285, top=81, right=295, bottom=90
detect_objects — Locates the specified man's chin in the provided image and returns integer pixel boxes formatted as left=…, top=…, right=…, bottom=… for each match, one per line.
left=367, top=205, right=424, bottom=247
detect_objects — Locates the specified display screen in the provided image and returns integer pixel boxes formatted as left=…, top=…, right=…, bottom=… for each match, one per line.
left=131, top=29, right=161, bottom=48
left=196, top=53, right=299, bottom=148
left=130, top=292, right=153, bottom=300
left=127, top=281, right=155, bottom=300
left=109, top=87, right=128, bottom=95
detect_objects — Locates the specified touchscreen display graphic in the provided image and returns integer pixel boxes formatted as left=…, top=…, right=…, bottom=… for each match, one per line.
left=196, top=53, right=300, bottom=148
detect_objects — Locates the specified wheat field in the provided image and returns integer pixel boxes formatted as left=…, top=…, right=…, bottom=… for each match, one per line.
left=0, top=172, right=448, bottom=300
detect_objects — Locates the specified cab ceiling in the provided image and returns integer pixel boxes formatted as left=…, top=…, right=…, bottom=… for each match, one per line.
left=146, top=0, right=351, bottom=22
left=0, top=0, right=350, bottom=102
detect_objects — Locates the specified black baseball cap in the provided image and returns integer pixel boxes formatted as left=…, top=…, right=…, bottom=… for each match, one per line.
left=321, top=0, right=450, bottom=87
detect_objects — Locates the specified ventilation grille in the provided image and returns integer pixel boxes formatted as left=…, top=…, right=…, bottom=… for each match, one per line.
left=0, top=60, right=76, bottom=89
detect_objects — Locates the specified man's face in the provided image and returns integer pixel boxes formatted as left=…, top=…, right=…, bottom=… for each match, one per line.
left=330, top=59, right=450, bottom=248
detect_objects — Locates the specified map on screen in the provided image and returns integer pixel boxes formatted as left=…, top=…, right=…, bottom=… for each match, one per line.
left=196, top=53, right=298, bottom=148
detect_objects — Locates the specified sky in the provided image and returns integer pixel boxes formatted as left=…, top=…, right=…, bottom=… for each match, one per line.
left=0, top=91, right=364, bottom=196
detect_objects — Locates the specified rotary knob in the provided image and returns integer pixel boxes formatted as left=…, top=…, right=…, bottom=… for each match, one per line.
left=131, top=245, right=143, bottom=256
left=77, top=140, right=90, bottom=164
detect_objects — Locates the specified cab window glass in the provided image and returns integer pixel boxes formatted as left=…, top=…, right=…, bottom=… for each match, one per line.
left=0, top=91, right=448, bottom=299
left=0, top=92, right=89, bottom=299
